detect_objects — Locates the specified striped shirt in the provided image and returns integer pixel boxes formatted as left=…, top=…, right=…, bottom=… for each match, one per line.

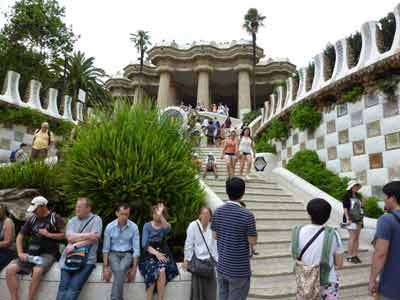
left=211, top=201, right=257, bottom=278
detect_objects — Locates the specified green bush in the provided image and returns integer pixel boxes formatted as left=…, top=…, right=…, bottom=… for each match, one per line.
left=363, top=197, right=384, bottom=219
left=289, top=104, right=322, bottom=131
left=341, top=84, right=365, bottom=103
left=286, top=150, right=349, bottom=200
left=347, top=32, right=362, bottom=67
left=255, top=136, right=276, bottom=153
left=242, top=110, right=261, bottom=125
left=264, top=118, right=289, bottom=141
left=62, top=102, right=205, bottom=258
left=379, top=12, right=396, bottom=52
left=0, top=161, right=62, bottom=197
left=0, top=106, right=74, bottom=137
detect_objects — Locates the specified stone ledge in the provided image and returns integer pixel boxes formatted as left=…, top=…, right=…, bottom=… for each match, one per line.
left=0, top=263, right=192, bottom=300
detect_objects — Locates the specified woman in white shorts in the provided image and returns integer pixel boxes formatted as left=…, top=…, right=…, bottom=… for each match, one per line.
left=239, top=128, right=255, bottom=180
left=342, top=180, right=364, bottom=264
left=220, top=130, right=238, bottom=178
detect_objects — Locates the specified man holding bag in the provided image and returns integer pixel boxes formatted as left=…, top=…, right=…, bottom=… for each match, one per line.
left=56, top=197, right=102, bottom=300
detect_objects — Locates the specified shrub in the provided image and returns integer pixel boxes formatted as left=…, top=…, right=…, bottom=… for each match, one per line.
left=289, top=104, right=322, bottom=131
left=0, top=106, right=74, bottom=137
left=347, top=32, right=362, bottom=67
left=363, top=197, right=384, bottom=219
left=62, top=102, right=205, bottom=258
left=287, top=150, right=349, bottom=200
left=379, top=12, right=396, bottom=52
left=0, top=160, right=62, bottom=197
left=306, top=63, right=315, bottom=91
left=242, top=110, right=261, bottom=125
left=264, top=118, right=289, bottom=141
left=341, top=84, right=365, bottom=103
left=255, top=136, right=276, bottom=153
left=324, top=43, right=336, bottom=80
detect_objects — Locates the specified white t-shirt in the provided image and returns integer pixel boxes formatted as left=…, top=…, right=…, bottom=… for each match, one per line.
left=184, top=220, right=218, bottom=262
left=297, top=225, right=344, bottom=283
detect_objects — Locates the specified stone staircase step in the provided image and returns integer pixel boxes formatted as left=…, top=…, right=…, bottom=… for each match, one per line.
left=218, top=195, right=295, bottom=203
left=204, top=181, right=281, bottom=190
left=245, top=202, right=305, bottom=211
left=254, top=218, right=310, bottom=228
left=211, top=187, right=289, bottom=195
left=253, top=210, right=308, bottom=219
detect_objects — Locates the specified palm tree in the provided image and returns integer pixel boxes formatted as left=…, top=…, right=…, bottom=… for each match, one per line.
left=243, top=8, right=266, bottom=111
left=130, top=30, right=151, bottom=104
left=65, top=51, right=108, bottom=106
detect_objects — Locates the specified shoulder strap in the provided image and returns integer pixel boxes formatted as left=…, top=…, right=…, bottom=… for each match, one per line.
left=298, top=227, right=325, bottom=261
left=390, top=212, right=400, bottom=224
left=320, top=227, right=336, bottom=284
left=80, top=215, right=96, bottom=233
left=291, top=225, right=303, bottom=259
left=195, top=221, right=216, bottom=263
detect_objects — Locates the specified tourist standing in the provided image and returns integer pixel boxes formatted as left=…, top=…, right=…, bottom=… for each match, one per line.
left=139, top=203, right=179, bottom=300
left=183, top=207, right=218, bottom=300
left=342, top=180, right=364, bottom=263
left=223, top=117, right=232, bottom=129
left=6, top=196, right=65, bottom=300
left=56, top=197, right=103, bottom=300
left=221, top=130, right=239, bottom=178
left=369, top=181, right=400, bottom=300
left=291, top=198, right=344, bottom=300
left=0, top=204, right=16, bottom=271
left=239, top=128, right=256, bottom=180
left=31, top=122, right=52, bottom=160
left=211, top=177, right=257, bottom=300
left=102, top=203, right=140, bottom=300
left=206, top=121, right=216, bottom=146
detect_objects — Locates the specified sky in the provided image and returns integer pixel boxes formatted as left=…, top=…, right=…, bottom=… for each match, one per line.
left=0, top=0, right=399, bottom=76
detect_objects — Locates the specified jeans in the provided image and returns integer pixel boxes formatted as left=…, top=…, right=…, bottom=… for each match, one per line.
left=109, top=252, right=133, bottom=300
left=217, top=272, right=250, bottom=300
left=56, top=264, right=95, bottom=300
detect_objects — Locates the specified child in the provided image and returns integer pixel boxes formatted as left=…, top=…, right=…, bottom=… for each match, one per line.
left=203, top=153, right=218, bottom=179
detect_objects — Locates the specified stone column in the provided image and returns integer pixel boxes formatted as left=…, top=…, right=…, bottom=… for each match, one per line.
left=169, top=83, right=178, bottom=106
left=157, top=71, right=171, bottom=109
left=238, top=69, right=251, bottom=119
left=197, top=71, right=210, bottom=107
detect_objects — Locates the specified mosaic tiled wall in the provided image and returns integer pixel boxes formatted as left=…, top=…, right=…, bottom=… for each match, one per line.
left=273, top=88, right=400, bottom=197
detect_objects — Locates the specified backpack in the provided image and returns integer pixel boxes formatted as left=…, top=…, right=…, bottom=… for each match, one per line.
left=291, top=226, right=337, bottom=300
left=349, top=199, right=364, bottom=223
left=9, top=150, right=18, bottom=162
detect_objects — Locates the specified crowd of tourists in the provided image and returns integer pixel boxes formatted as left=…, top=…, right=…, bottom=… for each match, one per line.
left=9, top=122, right=54, bottom=163
left=0, top=178, right=400, bottom=300
left=180, top=102, right=230, bottom=116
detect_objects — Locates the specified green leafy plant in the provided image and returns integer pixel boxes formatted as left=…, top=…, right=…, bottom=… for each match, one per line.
left=264, top=118, right=289, bottom=141
left=62, top=102, right=205, bottom=257
left=289, top=104, right=322, bottom=131
left=347, top=32, right=362, bottom=67
left=255, top=136, right=276, bottom=153
left=242, top=110, right=261, bottom=124
left=374, top=73, right=400, bottom=102
left=379, top=12, right=396, bottom=53
left=341, top=84, right=365, bottom=103
left=0, top=106, right=74, bottom=137
left=363, top=197, right=384, bottom=219
left=306, top=63, right=315, bottom=91
left=324, top=43, right=336, bottom=80
left=287, top=150, right=349, bottom=200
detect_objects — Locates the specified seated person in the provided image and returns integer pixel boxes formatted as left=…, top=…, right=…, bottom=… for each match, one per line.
left=203, top=153, right=217, bottom=179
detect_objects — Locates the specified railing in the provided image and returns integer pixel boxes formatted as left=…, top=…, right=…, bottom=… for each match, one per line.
left=257, top=3, right=400, bottom=135
left=0, top=70, right=86, bottom=124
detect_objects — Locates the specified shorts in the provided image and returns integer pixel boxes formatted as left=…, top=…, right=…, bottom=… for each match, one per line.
left=344, top=222, right=363, bottom=231
left=31, top=148, right=48, bottom=160
left=13, top=253, right=56, bottom=275
left=224, top=153, right=236, bottom=160
left=321, top=282, right=339, bottom=300
left=206, top=165, right=215, bottom=171
left=241, top=152, right=251, bottom=156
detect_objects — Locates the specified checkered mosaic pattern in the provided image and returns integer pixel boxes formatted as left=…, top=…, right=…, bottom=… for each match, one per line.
left=274, top=89, right=400, bottom=197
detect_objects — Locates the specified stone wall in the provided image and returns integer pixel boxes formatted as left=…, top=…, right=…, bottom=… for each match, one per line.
left=0, top=263, right=191, bottom=300
left=272, top=88, right=400, bottom=197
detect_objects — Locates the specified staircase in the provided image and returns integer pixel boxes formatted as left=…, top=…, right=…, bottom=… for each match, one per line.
left=198, top=146, right=372, bottom=300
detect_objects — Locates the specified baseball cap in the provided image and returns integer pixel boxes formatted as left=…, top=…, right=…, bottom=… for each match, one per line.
left=27, top=196, right=48, bottom=213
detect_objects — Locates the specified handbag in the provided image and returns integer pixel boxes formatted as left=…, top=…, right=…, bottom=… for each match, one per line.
left=349, top=199, right=364, bottom=223
left=64, top=216, right=95, bottom=271
left=187, top=221, right=216, bottom=279
left=293, top=227, right=325, bottom=300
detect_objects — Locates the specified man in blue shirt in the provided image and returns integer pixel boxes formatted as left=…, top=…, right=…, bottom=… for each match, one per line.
left=102, top=203, right=140, bottom=300
left=369, top=181, right=400, bottom=300
left=211, top=177, right=257, bottom=300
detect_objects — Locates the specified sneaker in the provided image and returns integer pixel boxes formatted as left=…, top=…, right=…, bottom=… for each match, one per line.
left=346, top=256, right=353, bottom=263
left=353, top=256, right=362, bottom=264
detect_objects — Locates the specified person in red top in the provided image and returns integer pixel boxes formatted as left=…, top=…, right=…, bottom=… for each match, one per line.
left=221, top=130, right=239, bottom=178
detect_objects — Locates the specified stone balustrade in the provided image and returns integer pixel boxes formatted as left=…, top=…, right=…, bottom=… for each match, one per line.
left=0, top=70, right=86, bottom=124
left=0, top=263, right=191, bottom=300
left=257, top=3, right=400, bottom=135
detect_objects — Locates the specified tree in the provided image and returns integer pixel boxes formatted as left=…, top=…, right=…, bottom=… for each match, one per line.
left=130, top=30, right=151, bottom=103
left=61, top=51, right=109, bottom=106
left=243, top=8, right=266, bottom=112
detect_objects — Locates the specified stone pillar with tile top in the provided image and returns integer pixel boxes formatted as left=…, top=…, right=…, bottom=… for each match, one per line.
left=195, top=65, right=212, bottom=108
left=156, top=67, right=173, bottom=109
left=235, top=64, right=252, bottom=119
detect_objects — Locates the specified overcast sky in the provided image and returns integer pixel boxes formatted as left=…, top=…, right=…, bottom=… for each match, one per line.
left=0, top=0, right=399, bottom=76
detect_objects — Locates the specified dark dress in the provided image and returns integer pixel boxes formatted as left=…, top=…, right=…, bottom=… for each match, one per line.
left=0, top=218, right=16, bottom=271
left=139, top=222, right=179, bottom=290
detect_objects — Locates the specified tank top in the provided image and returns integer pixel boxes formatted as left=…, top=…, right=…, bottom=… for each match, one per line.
left=239, top=136, right=252, bottom=153
left=225, top=138, right=237, bottom=154
left=0, top=218, right=16, bottom=251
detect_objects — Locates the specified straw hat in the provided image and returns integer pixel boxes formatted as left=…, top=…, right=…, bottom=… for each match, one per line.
left=346, top=180, right=361, bottom=191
